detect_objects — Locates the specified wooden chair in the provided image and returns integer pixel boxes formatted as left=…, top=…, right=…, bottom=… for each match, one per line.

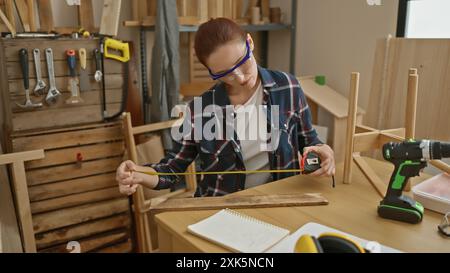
left=342, top=70, right=450, bottom=197
left=0, top=149, right=45, bottom=253
left=298, top=76, right=366, bottom=163
left=122, top=112, right=197, bottom=253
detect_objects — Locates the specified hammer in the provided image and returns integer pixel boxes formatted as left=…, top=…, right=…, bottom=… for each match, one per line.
left=16, top=49, right=42, bottom=109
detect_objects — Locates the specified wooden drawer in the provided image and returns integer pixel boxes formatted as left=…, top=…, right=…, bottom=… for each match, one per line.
left=0, top=38, right=124, bottom=132
left=9, top=121, right=133, bottom=253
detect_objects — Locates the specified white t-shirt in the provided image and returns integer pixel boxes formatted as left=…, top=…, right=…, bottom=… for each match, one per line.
left=234, top=83, right=272, bottom=189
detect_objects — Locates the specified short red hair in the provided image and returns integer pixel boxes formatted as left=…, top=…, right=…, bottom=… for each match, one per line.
left=194, top=18, right=247, bottom=66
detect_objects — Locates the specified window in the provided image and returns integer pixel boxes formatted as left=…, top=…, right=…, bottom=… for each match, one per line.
left=398, top=0, right=450, bottom=38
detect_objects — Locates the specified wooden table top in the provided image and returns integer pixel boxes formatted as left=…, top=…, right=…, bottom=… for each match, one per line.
left=155, top=157, right=450, bottom=253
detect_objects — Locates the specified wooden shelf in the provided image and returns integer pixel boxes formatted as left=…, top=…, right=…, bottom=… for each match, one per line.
left=124, top=19, right=290, bottom=33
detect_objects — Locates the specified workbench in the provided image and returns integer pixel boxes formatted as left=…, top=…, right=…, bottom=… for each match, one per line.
left=155, top=157, right=450, bottom=253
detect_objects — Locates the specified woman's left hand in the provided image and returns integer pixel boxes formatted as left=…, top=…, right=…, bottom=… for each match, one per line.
left=301, top=144, right=335, bottom=177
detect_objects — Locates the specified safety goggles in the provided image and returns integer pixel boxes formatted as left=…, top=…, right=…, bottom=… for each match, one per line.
left=208, top=40, right=251, bottom=81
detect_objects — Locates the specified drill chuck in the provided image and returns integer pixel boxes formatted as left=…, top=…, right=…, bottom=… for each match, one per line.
left=420, top=140, right=450, bottom=160
left=383, top=140, right=450, bottom=162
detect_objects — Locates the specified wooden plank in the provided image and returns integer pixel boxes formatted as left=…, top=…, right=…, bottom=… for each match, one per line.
left=148, top=0, right=157, bottom=17
left=26, top=156, right=123, bottom=186
left=35, top=214, right=130, bottom=249
left=233, top=0, right=244, bottom=20
left=40, top=230, right=128, bottom=253
left=185, top=162, right=197, bottom=192
left=11, top=89, right=124, bottom=114
left=10, top=162, right=39, bottom=252
left=12, top=125, right=123, bottom=152
left=37, top=0, right=53, bottom=32
left=125, top=112, right=156, bottom=252
left=5, top=0, right=16, bottom=31
left=353, top=155, right=387, bottom=198
left=123, top=112, right=152, bottom=252
left=0, top=149, right=44, bottom=165
left=121, top=15, right=201, bottom=26
left=11, top=120, right=120, bottom=138
left=138, top=0, right=148, bottom=21
left=31, top=187, right=124, bottom=214
left=0, top=145, right=23, bottom=253
left=99, top=0, right=122, bottom=37
left=245, top=0, right=258, bottom=18
left=355, top=124, right=377, bottom=134
left=28, top=172, right=116, bottom=202
left=147, top=193, right=329, bottom=214
left=299, top=78, right=366, bottom=119
left=353, top=131, right=380, bottom=153
left=430, top=160, right=450, bottom=174
left=26, top=0, right=36, bottom=31
left=378, top=132, right=405, bottom=145
left=381, top=128, right=405, bottom=137
left=367, top=38, right=450, bottom=141
left=14, top=0, right=30, bottom=32
left=33, top=198, right=129, bottom=233
left=198, top=0, right=208, bottom=23
left=132, top=119, right=181, bottom=135
left=222, top=0, right=232, bottom=18
left=188, top=32, right=195, bottom=82
left=0, top=8, right=16, bottom=36
left=207, top=0, right=217, bottom=18
left=11, top=103, right=122, bottom=132
left=186, top=0, right=198, bottom=17
left=131, top=0, right=139, bottom=21
left=26, top=141, right=124, bottom=169
left=96, top=239, right=132, bottom=253
left=78, top=0, right=95, bottom=32
left=343, top=73, right=360, bottom=184
left=260, top=0, right=270, bottom=22
left=177, top=0, right=186, bottom=17
left=0, top=37, right=13, bottom=133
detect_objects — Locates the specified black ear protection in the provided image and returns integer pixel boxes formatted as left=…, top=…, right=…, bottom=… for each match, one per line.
left=294, top=232, right=366, bottom=253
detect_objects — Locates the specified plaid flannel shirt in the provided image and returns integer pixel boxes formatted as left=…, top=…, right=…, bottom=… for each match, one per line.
left=149, top=66, right=321, bottom=197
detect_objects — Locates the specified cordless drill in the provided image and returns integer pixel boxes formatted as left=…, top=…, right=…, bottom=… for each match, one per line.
left=379, top=140, right=450, bottom=224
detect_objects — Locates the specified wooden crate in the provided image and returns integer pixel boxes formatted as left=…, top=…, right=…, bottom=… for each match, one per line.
left=8, top=121, right=133, bottom=253
left=0, top=37, right=124, bottom=133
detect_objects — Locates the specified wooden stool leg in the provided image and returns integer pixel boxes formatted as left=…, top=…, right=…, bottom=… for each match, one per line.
left=343, top=73, right=360, bottom=184
left=404, top=68, right=418, bottom=191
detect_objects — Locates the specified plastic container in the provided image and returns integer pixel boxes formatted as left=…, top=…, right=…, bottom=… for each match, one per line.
left=412, top=173, right=450, bottom=214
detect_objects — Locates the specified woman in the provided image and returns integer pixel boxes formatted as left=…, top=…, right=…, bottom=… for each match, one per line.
left=116, top=18, right=335, bottom=197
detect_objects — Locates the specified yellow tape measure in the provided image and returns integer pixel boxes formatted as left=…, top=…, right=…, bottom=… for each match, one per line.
left=135, top=169, right=305, bottom=176
left=133, top=166, right=335, bottom=188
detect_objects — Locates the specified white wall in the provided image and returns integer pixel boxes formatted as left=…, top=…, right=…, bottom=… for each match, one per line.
left=406, top=0, right=450, bottom=38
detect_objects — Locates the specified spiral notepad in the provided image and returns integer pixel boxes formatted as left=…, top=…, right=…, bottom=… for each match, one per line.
left=187, top=209, right=290, bottom=253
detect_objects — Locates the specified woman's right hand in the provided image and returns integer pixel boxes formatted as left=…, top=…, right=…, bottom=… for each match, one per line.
left=116, top=160, right=140, bottom=196
left=116, top=160, right=160, bottom=196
